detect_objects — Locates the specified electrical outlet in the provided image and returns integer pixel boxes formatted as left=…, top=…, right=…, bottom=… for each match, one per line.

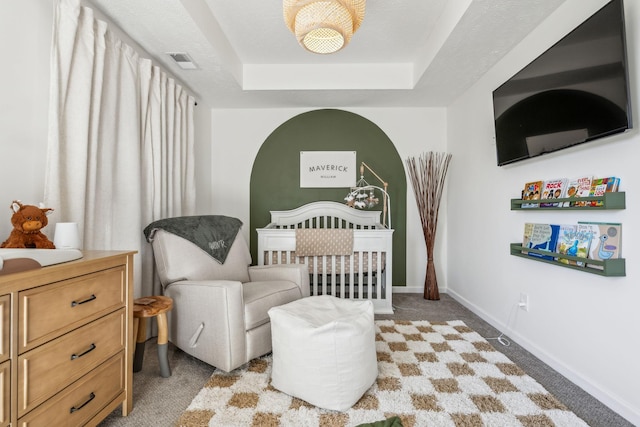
left=519, top=293, right=529, bottom=311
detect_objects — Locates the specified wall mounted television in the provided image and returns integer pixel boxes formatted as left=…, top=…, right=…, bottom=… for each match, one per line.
left=493, top=0, right=632, bottom=166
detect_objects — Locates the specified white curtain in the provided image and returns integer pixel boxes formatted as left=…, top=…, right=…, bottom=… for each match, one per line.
left=45, top=0, right=196, bottom=297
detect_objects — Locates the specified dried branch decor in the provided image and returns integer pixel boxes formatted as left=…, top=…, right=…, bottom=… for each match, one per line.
left=406, top=152, right=452, bottom=300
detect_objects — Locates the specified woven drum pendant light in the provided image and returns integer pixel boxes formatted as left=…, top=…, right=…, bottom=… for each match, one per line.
left=283, top=0, right=366, bottom=54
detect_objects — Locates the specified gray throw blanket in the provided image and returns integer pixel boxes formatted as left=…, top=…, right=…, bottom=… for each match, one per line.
left=144, top=215, right=242, bottom=264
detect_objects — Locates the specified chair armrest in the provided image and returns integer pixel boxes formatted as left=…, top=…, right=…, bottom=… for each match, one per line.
left=248, top=264, right=310, bottom=297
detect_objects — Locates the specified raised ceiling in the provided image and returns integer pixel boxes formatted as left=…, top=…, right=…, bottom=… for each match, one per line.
left=85, top=0, right=567, bottom=108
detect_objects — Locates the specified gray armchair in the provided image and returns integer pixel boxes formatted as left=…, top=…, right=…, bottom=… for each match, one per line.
left=148, top=226, right=309, bottom=372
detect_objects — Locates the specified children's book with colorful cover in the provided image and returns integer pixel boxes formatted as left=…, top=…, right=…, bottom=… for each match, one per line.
left=555, top=224, right=593, bottom=266
left=562, top=179, right=579, bottom=207
left=555, top=224, right=576, bottom=264
left=540, top=178, right=567, bottom=207
left=613, top=177, right=621, bottom=191
left=578, top=222, right=622, bottom=269
left=568, top=176, right=593, bottom=207
left=588, top=176, right=617, bottom=207
left=521, top=181, right=543, bottom=208
left=522, top=223, right=560, bottom=261
left=607, top=177, right=619, bottom=192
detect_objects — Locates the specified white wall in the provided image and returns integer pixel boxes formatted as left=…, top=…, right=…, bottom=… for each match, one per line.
left=447, top=0, right=639, bottom=423
left=209, top=108, right=448, bottom=289
left=0, top=2, right=53, bottom=240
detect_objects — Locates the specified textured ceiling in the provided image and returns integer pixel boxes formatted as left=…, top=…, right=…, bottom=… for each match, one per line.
left=85, top=0, right=567, bottom=108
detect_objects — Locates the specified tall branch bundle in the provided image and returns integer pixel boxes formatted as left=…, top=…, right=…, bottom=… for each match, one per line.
left=406, top=152, right=452, bottom=300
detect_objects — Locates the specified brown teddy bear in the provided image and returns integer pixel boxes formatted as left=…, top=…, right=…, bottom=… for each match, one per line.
left=1, top=201, right=56, bottom=249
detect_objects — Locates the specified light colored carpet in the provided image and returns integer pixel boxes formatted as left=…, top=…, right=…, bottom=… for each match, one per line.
left=175, top=320, right=587, bottom=427
left=99, top=294, right=632, bottom=427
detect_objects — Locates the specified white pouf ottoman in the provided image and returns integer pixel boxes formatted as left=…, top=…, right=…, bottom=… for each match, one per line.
left=268, top=295, right=377, bottom=411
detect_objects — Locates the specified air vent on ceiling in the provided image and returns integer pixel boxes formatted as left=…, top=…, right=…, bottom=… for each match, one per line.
left=167, top=52, right=198, bottom=70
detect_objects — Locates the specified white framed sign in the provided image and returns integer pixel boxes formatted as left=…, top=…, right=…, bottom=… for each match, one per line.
left=300, top=151, right=356, bottom=188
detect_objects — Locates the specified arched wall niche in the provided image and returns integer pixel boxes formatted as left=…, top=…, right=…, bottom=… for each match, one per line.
left=250, top=109, right=407, bottom=286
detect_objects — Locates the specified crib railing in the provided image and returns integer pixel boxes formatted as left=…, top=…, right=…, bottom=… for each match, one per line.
left=258, top=234, right=392, bottom=311
left=257, top=201, right=394, bottom=313
left=265, top=246, right=386, bottom=301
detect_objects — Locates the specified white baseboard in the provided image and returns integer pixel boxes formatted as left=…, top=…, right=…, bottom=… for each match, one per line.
left=446, top=288, right=639, bottom=426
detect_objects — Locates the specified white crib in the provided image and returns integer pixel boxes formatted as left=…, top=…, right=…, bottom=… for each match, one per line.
left=256, top=201, right=394, bottom=314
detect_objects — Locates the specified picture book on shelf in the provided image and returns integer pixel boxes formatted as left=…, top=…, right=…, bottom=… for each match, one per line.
left=611, top=176, right=620, bottom=191
left=588, top=176, right=618, bottom=207
left=521, top=180, right=543, bottom=208
left=540, top=178, right=567, bottom=207
left=566, top=176, right=592, bottom=207
left=555, top=224, right=594, bottom=266
left=522, top=223, right=560, bottom=261
left=578, top=222, right=622, bottom=269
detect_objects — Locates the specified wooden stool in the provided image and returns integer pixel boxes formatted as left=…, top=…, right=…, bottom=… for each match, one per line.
left=133, top=295, right=173, bottom=378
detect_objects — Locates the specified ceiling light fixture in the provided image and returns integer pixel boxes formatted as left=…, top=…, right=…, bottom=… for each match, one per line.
left=283, top=0, right=366, bottom=54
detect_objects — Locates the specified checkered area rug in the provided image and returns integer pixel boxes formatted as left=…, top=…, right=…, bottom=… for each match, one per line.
left=176, top=320, right=587, bottom=427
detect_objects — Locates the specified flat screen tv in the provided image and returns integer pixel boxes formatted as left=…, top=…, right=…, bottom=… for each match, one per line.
left=493, top=0, right=632, bottom=166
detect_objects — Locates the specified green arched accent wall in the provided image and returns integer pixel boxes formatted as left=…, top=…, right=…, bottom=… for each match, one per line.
left=250, top=109, right=406, bottom=286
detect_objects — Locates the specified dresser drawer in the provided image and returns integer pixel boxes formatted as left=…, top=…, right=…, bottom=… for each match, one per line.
left=17, top=352, right=125, bottom=427
left=18, top=309, right=125, bottom=417
left=19, top=266, right=125, bottom=352
left=0, top=360, right=9, bottom=427
left=0, top=295, right=8, bottom=363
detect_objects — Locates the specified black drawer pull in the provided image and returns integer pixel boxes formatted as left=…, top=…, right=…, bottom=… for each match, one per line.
left=70, top=343, right=96, bottom=360
left=71, top=294, right=96, bottom=307
left=70, top=392, right=95, bottom=413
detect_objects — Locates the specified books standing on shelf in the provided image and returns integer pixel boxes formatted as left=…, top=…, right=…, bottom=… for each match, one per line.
left=578, top=222, right=622, bottom=269
left=563, top=176, right=592, bottom=207
left=520, top=222, right=622, bottom=271
left=588, top=176, right=619, bottom=207
left=521, top=181, right=543, bottom=208
left=518, top=175, right=621, bottom=209
left=522, top=223, right=560, bottom=261
left=607, top=177, right=620, bottom=192
left=540, top=178, right=567, bottom=207
left=555, top=224, right=594, bottom=266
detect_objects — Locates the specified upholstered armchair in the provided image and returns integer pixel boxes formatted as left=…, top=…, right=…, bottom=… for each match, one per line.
left=145, top=217, right=309, bottom=372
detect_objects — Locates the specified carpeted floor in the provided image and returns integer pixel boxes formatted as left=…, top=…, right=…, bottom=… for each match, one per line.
left=177, top=319, right=588, bottom=426
left=99, top=294, right=632, bottom=427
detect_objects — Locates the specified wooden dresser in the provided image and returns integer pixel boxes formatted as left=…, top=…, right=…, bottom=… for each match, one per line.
left=0, top=251, right=135, bottom=427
